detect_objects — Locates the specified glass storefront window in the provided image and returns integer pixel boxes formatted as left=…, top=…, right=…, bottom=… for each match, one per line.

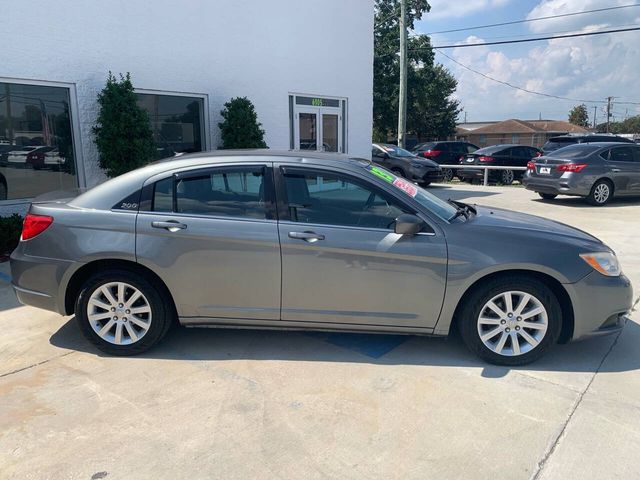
left=136, top=93, right=205, bottom=160
left=0, top=82, right=77, bottom=201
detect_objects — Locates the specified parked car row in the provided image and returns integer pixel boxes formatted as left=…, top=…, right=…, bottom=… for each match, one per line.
left=1, top=146, right=66, bottom=170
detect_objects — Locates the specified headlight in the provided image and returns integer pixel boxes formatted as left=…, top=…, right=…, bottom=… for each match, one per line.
left=580, top=252, right=621, bottom=277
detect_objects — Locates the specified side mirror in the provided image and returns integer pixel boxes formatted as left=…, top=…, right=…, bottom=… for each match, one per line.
left=394, top=214, right=425, bottom=235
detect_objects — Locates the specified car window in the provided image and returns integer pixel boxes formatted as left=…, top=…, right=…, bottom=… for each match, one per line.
left=166, top=167, right=267, bottom=219
left=153, top=177, right=173, bottom=212
left=282, top=170, right=411, bottom=229
left=609, top=146, right=635, bottom=163
left=466, top=144, right=478, bottom=154
left=372, top=146, right=386, bottom=158
left=633, top=146, right=640, bottom=162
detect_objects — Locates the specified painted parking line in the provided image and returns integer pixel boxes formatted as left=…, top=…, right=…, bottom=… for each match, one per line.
left=0, top=271, right=11, bottom=283
left=306, top=332, right=409, bottom=359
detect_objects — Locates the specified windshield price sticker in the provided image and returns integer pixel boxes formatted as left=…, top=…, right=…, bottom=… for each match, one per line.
left=393, top=178, right=418, bottom=198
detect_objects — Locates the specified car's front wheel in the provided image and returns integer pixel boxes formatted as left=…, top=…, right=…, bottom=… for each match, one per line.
left=75, top=269, right=174, bottom=355
left=458, top=276, right=562, bottom=365
left=500, top=169, right=515, bottom=185
left=443, top=168, right=454, bottom=182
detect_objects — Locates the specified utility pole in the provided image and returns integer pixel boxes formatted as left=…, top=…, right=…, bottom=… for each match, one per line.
left=606, top=96, right=613, bottom=133
left=397, top=0, right=407, bottom=148
left=593, top=106, right=597, bottom=130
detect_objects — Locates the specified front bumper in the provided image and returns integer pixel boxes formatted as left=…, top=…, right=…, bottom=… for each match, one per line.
left=408, top=166, right=444, bottom=183
left=565, top=271, right=634, bottom=341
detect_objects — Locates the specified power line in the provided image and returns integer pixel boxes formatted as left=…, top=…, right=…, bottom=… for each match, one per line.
left=434, top=48, right=640, bottom=105
left=427, top=26, right=640, bottom=49
left=421, top=3, right=640, bottom=35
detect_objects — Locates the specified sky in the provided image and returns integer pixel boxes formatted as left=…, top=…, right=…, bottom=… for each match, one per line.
left=412, top=0, right=640, bottom=123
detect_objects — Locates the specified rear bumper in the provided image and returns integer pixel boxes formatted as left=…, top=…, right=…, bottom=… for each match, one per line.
left=10, top=248, right=72, bottom=315
left=565, top=271, right=634, bottom=341
left=408, top=167, right=444, bottom=183
left=522, top=172, right=592, bottom=196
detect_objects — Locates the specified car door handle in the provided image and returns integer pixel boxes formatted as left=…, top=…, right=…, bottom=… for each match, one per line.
left=151, top=220, right=187, bottom=232
left=288, top=231, right=325, bottom=242
left=611, top=168, right=621, bottom=172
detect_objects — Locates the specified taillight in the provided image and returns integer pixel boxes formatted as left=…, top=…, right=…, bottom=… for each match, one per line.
left=557, top=163, right=587, bottom=173
left=527, top=161, right=535, bottom=171
left=479, top=156, right=494, bottom=162
left=21, top=214, right=53, bottom=240
left=423, top=150, right=442, bottom=158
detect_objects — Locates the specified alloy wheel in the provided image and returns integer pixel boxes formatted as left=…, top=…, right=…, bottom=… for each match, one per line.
left=593, top=183, right=610, bottom=204
left=87, top=282, right=152, bottom=345
left=443, top=168, right=454, bottom=182
left=501, top=169, right=514, bottom=185
left=476, top=290, right=548, bottom=356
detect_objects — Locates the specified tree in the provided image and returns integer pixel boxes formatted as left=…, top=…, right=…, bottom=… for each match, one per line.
left=373, top=0, right=460, bottom=142
left=218, top=97, right=267, bottom=149
left=568, top=104, right=590, bottom=128
left=92, top=72, right=155, bottom=177
left=597, top=115, right=640, bottom=134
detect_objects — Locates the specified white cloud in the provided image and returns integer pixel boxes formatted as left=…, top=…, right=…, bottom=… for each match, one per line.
left=427, top=0, right=512, bottom=19
left=445, top=0, right=640, bottom=121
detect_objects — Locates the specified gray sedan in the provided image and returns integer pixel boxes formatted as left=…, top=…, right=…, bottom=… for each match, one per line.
left=10, top=151, right=634, bottom=365
left=523, top=142, right=640, bottom=205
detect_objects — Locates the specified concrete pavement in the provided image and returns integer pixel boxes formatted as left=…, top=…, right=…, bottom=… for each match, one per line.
left=0, top=184, right=638, bottom=480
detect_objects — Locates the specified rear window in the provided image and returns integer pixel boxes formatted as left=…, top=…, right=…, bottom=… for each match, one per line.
left=474, top=145, right=507, bottom=155
left=550, top=144, right=601, bottom=159
left=414, top=142, right=436, bottom=151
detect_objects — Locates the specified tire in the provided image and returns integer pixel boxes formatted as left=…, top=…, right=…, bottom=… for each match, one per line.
left=443, top=168, right=454, bottom=182
left=420, top=181, right=431, bottom=187
left=457, top=275, right=562, bottom=366
left=500, top=169, right=515, bottom=185
left=0, top=181, right=6, bottom=201
left=391, top=167, right=405, bottom=178
left=538, top=192, right=557, bottom=200
left=75, top=269, right=174, bottom=355
left=586, top=179, right=613, bottom=206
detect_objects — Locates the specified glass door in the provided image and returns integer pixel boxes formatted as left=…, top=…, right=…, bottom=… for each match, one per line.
left=295, top=108, right=319, bottom=151
left=321, top=113, right=339, bottom=152
left=292, top=97, right=343, bottom=153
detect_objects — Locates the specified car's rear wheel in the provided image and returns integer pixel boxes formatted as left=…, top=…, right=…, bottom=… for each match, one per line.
left=443, top=168, right=454, bottom=182
left=500, top=169, right=515, bottom=185
left=458, top=276, right=562, bottom=365
left=75, top=269, right=174, bottom=355
left=586, top=179, right=613, bottom=206
left=538, top=192, right=557, bottom=200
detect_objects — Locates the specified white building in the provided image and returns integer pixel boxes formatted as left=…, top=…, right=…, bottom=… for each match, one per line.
left=0, top=0, right=374, bottom=211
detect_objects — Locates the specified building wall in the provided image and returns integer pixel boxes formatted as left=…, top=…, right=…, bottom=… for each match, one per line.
left=0, top=0, right=374, bottom=193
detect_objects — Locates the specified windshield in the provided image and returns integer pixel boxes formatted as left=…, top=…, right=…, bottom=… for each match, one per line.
left=379, top=144, right=414, bottom=157
left=363, top=164, right=458, bottom=221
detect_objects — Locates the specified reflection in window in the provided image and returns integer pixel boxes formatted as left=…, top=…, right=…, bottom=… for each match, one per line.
left=136, top=93, right=205, bottom=160
left=0, top=82, right=77, bottom=201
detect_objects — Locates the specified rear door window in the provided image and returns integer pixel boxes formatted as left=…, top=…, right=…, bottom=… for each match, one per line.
left=609, top=146, right=635, bottom=163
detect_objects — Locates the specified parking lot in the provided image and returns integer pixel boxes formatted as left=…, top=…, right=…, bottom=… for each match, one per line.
left=1, top=183, right=639, bottom=480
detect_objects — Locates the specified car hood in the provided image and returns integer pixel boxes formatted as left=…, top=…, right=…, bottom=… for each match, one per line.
left=470, top=205, right=603, bottom=245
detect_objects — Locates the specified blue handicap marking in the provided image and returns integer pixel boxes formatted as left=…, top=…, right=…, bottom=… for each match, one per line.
left=306, top=332, right=409, bottom=359
left=0, top=271, right=11, bottom=283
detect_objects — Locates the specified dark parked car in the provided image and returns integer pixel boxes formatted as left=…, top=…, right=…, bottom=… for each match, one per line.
left=412, top=141, right=479, bottom=182
left=10, top=150, right=633, bottom=365
left=0, top=172, right=6, bottom=200
left=523, top=142, right=640, bottom=205
left=458, top=144, right=542, bottom=185
left=542, top=134, right=634, bottom=154
left=372, top=143, right=444, bottom=186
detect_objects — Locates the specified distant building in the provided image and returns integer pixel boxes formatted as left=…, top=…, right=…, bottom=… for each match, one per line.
left=456, top=119, right=589, bottom=148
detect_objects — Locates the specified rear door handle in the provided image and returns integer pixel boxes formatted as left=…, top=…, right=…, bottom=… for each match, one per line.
left=611, top=168, right=621, bottom=172
left=152, top=220, right=187, bottom=232
left=288, top=231, right=325, bottom=243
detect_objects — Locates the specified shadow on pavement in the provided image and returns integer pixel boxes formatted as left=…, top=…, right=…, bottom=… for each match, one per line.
left=531, top=196, right=640, bottom=208
left=50, top=316, right=640, bottom=377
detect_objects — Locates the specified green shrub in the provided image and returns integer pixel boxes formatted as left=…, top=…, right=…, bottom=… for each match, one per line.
left=218, top=97, right=267, bottom=149
left=0, top=214, right=23, bottom=256
left=92, top=72, right=156, bottom=177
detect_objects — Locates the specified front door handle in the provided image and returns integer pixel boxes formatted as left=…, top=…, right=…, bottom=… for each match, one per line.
left=288, top=231, right=325, bottom=243
left=611, top=168, right=621, bottom=172
left=152, top=220, right=187, bottom=232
